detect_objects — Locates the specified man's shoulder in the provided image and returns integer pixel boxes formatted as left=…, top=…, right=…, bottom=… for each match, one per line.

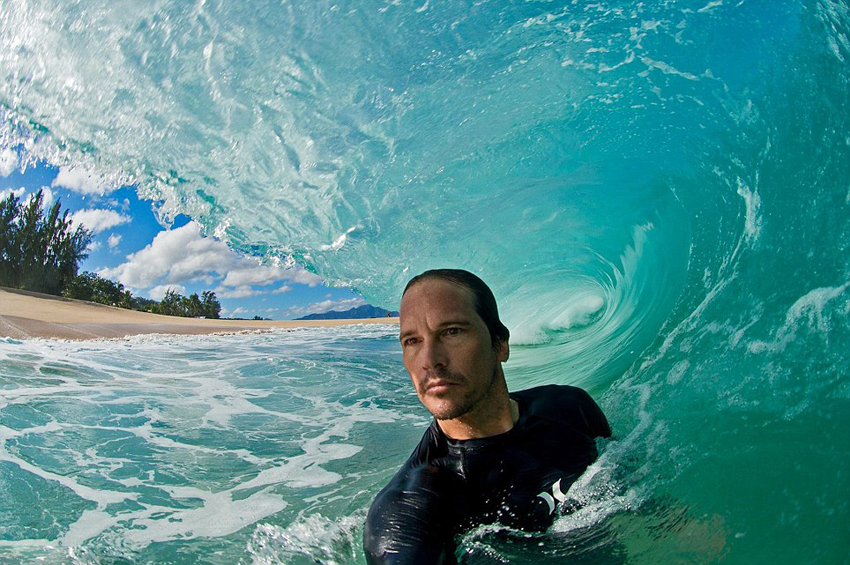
left=406, top=419, right=446, bottom=466
left=513, top=384, right=611, bottom=438
left=369, top=421, right=453, bottom=506
left=364, top=442, right=466, bottom=564
left=512, top=383, right=594, bottom=413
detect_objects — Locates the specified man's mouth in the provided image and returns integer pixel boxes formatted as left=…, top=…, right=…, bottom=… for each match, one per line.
left=425, top=379, right=460, bottom=393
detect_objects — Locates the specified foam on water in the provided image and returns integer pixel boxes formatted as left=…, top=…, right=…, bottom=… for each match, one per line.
left=0, top=327, right=421, bottom=563
left=1, top=0, right=849, bottom=563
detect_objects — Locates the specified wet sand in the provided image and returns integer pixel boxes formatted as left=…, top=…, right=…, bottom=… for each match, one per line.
left=0, top=287, right=398, bottom=341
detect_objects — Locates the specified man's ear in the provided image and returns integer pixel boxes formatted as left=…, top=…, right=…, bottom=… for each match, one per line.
left=496, top=339, right=509, bottom=362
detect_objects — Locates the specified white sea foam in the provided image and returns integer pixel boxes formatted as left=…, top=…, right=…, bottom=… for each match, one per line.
left=747, top=281, right=849, bottom=354
left=247, top=514, right=362, bottom=565
left=0, top=326, right=406, bottom=550
left=122, top=489, right=288, bottom=546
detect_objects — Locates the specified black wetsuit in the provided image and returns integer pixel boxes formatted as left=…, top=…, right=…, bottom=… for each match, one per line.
left=364, top=384, right=611, bottom=565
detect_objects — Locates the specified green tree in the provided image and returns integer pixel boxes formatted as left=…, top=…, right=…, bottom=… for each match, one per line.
left=133, top=295, right=158, bottom=313
left=186, top=292, right=203, bottom=317
left=0, top=193, right=22, bottom=285
left=157, top=289, right=186, bottom=317
left=201, top=290, right=221, bottom=319
left=149, top=288, right=221, bottom=318
left=63, top=271, right=134, bottom=309
left=0, top=189, right=91, bottom=294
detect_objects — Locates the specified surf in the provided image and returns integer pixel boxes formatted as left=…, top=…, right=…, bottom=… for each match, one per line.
left=1, top=0, right=848, bottom=563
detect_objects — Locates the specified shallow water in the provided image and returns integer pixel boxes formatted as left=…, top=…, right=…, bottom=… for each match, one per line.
left=0, top=327, right=418, bottom=564
left=1, top=315, right=846, bottom=564
left=1, top=0, right=849, bottom=562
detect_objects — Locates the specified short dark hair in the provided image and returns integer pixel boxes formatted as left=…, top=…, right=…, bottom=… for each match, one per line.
left=402, top=269, right=510, bottom=349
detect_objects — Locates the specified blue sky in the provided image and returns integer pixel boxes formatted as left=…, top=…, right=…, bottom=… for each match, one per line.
left=0, top=152, right=368, bottom=319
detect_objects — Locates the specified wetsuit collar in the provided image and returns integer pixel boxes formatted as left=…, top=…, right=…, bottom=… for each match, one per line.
left=441, top=395, right=526, bottom=449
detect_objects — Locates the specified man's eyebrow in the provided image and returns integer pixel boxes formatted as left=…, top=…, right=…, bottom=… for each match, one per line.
left=398, top=320, right=473, bottom=340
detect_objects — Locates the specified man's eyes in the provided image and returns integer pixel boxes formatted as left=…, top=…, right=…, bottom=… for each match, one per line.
left=401, top=328, right=463, bottom=346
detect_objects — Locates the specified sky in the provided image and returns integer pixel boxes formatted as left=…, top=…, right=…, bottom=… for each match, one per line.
left=0, top=152, right=368, bottom=320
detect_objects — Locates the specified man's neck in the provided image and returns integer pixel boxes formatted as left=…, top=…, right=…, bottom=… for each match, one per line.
left=437, top=397, right=520, bottom=440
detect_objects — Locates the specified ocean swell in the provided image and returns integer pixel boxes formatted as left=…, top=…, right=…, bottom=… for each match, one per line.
left=1, top=0, right=848, bottom=563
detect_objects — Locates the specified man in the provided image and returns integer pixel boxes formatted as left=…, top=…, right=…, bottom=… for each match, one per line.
left=364, top=269, right=611, bottom=565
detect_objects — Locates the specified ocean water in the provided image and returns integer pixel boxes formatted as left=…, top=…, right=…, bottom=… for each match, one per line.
left=1, top=0, right=848, bottom=563
left=0, top=327, right=416, bottom=564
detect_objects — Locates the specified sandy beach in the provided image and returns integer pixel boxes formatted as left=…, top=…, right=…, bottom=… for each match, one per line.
left=0, top=287, right=398, bottom=340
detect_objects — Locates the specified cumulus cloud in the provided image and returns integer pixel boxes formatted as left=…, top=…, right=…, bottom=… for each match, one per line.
left=283, top=297, right=366, bottom=319
left=52, top=166, right=116, bottom=195
left=70, top=209, right=132, bottom=234
left=222, top=306, right=280, bottom=319
left=102, top=221, right=325, bottom=296
left=0, top=187, right=26, bottom=201
left=86, top=241, right=102, bottom=253
left=22, top=187, right=54, bottom=210
left=217, top=287, right=262, bottom=299
left=220, top=263, right=322, bottom=288
left=107, top=233, right=122, bottom=249
left=101, top=222, right=228, bottom=288
left=217, top=284, right=292, bottom=299
left=0, top=149, right=17, bottom=177
left=149, top=284, right=187, bottom=301
left=40, top=187, right=54, bottom=208
left=2, top=187, right=53, bottom=209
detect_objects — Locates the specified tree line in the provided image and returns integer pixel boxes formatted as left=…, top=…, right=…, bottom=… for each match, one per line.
left=1, top=189, right=221, bottom=319
left=1, top=189, right=90, bottom=295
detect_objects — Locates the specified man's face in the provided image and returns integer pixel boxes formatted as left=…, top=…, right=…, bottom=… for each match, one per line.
left=399, top=279, right=509, bottom=421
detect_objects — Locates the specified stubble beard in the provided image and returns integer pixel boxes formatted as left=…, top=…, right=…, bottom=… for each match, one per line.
left=425, top=366, right=500, bottom=422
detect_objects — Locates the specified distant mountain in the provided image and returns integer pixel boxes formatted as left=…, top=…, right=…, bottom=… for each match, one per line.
left=296, top=304, right=398, bottom=320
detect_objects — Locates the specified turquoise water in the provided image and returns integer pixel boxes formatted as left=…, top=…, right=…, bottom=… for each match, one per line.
left=0, top=327, right=416, bottom=564
left=1, top=0, right=848, bottom=563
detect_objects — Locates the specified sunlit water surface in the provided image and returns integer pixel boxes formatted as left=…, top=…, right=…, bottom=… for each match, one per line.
left=1, top=0, right=848, bottom=562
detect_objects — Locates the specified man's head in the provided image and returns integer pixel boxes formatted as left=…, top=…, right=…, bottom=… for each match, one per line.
left=402, top=269, right=509, bottom=350
left=399, top=269, right=511, bottom=427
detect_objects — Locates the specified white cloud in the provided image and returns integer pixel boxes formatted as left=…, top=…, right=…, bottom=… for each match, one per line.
left=220, top=263, right=322, bottom=288
left=103, top=221, right=324, bottom=296
left=217, top=287, right=263, bottom=299
left=86, top=241, right=102, bottom=253
left=0, top=149, right=18, bottom=177
left=106, top=197, right=131, bottom=212
left=148, top=284, right=186, bottom=301
left=23, top=187, right=54, bottom=210
left=40, top=187, right=54, bottom=208
left=216, top=284, right=292, bottom=299
left=222, top=306, right=280, bottom=318
left=283, top=297, right=366, bottom=319
left=3, top=187, right=53, bottom=210
left=101, top=222, right=227, bottom=288
left=107, top=233, right=122, bottom=249
left=70, top=209, right=132, bottom=234
left=52, top=166, right=115, bottom=195
left=0, top=187, right=26, bottom=201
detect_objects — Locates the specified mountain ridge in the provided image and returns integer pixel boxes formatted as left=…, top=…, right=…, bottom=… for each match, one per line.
left=296, top=304, right=398, bottom=320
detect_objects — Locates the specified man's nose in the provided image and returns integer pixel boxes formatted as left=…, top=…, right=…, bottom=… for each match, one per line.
left=420, top=338, right=448, bottom=370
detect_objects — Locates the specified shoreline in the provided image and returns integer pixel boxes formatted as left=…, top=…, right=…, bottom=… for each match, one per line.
left=0, top=287, right=398, bottom=341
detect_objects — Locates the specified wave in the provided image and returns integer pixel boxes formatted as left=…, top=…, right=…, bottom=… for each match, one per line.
left=1, top=0, right=848, bottom=562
